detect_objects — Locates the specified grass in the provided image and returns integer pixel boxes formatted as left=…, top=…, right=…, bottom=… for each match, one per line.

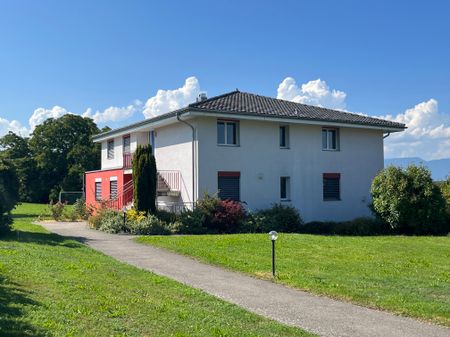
left=0, top=203, right=314, bottom=337
left=137, top=233, right=450, bottom=327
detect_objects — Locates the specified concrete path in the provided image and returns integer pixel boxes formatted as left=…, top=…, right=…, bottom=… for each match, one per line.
left=40, top=221, right=450, bottom=337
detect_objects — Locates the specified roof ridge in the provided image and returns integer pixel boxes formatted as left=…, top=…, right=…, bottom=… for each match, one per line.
left=210, top=90, right=399, bottom=125
left=188, top=90, right=240, bottom=107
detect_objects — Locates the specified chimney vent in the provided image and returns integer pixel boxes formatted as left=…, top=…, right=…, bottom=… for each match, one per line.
left=197, top=92, right=207, bottom=102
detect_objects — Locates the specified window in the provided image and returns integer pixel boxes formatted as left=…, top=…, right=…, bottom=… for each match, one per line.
left=110, top=180, right=118, bottom=200
left=95, top=181, right=102, bottom=201
left=123, top=135, right=131, bottom=154
left=280, top=176, right=290, bottom=200
left=323, top=173, right=340, bottom=201
left=322, top=128, right=339, bottom=150
left=217, top=120, right=239, bottom=145
left=279, top=126, right=289, bottom=148
left=218, top=172, right=240, bottom=201
left=107, top=140, right=114, bottom=159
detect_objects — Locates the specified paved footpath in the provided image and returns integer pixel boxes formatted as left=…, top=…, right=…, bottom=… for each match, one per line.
left=40, top=221, right=450, bottom=337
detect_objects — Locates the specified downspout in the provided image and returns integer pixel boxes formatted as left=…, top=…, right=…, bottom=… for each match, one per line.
left=383, top=132, right=391, bottom=139
left=177, top=112, right=196, bottom=205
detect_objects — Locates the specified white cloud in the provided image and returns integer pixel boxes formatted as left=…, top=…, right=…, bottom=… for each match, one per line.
left=29, top=106, right=70, bottom=131
left=83, top=100, right=142, bottom=124
left=143, top=76, right=201, bottom=118
left=0, top=118, right=28, bottom=137
left=277, top=77, right=347, bottom=110
left=381, top=99, right=450, bottom=160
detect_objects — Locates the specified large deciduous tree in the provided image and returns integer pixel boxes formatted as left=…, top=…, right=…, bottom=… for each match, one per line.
left=0, top=158, right=19, bottom=233
left=132, top=145, right=157, bottom=214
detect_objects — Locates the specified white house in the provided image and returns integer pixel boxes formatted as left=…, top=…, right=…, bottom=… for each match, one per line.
left=85, top=90, right=406, bottom=222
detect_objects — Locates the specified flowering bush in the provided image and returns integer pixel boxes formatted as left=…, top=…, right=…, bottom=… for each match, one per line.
left=210, top=199, right=247, bottom=233
left=126, top=209, right=146, bottom=223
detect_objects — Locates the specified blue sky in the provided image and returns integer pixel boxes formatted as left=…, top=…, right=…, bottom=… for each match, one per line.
left=1, top=0, right=449, bottom=159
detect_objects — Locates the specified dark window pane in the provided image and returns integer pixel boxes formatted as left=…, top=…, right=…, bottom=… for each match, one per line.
left=218, top=175, right=240, bottom=201
left=322, top=130, right=327, bottom=149
left=123, top=136, right=130, bottom=153
left=330, top=130, right=336, bottom=149
left=226, top=122, right=236, bottom=144
left=280, top=127, right=286, bottom=147
left=323, top=177, right=340, bottom=200
left=280, top=177, right=287, bottom=199
left=217, top=122, right=225, bottom=144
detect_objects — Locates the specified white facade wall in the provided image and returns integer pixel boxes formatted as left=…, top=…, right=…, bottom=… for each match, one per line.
left=153, top=122, right=194, bottom=204
left=196, top=117, right=384, bottom=222
left=101, top=135, right=124, bottom=170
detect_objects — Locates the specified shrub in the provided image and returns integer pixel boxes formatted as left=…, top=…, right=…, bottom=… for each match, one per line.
left=49, top=201, right=65, bottom=221
left=126, top=209, right=146, bottom=223
left=62, top=206, right=78, bottom=222
left=176, top=209, right=207, bottom=234
left=371, top=165, right=448, bottom=235
left=299, top=217, right=390, bottom=236
left=127, top=214, right=171, bottom=235
left=252, top=204, right=303, bottom=232
left=210, top=199, right=247, bottom=233
left=156, top=209, right=179, bottom=224
left=88, top=208, right=122, bottom=230
left=98, top=209, right=124, bottom=233
left=73, top=197, right=88, bottom=220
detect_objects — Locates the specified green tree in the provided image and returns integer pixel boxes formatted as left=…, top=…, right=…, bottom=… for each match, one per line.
left=0, top=132, right=46, bottom=202
left=439, top=175, right=450, bottom=220
left=132, top=145, right=157, bottom=214
left=0, top=158, right=19, bottom=233
left=371, top=165, right=448, bottom=235
left=28, top=114, right=101, bottom=201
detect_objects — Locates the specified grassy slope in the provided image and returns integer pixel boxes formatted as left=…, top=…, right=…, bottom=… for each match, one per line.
left=0, top=204, right=313, bottom=337
left=137, top=233, right=450, bottom=326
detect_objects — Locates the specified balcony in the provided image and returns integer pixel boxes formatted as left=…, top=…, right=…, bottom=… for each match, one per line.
left=123, top=153, right=132, bottom=169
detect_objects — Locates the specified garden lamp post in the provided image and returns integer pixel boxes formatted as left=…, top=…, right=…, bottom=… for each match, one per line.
left=268, top=230, right=278, bottom=277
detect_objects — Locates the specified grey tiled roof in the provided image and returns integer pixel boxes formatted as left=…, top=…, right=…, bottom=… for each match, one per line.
left=189, top=90, right=406, bottom=130
left=93, top=90, right=405, bottom=141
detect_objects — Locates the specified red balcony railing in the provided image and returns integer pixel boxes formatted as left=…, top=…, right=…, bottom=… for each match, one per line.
left=123, top=153, right=132, bottom=169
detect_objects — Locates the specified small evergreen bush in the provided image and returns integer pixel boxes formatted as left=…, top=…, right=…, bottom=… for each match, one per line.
left=252, top=203, right=303, bottom=232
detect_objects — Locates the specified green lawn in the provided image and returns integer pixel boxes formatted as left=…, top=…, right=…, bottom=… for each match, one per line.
left=137, top=233, right=450, bottom=327
left=0, top=204, right=313, bottom=337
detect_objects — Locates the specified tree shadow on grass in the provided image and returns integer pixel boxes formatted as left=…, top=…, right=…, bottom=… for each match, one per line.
left=2, top=230, right=86, bottom=248
left=0, top=275, right=47, bottom=337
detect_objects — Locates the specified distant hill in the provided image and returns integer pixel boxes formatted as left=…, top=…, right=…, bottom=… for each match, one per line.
left=384, top=157, right=450, bottom=181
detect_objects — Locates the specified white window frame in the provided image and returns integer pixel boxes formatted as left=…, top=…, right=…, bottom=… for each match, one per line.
left=280, top=176, right=291, bottom=201
left=322, top=127, right=339, bottom=151
left=279, top=125, right=290, bottom=149
left=217, top=120, right=239, bottom=146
